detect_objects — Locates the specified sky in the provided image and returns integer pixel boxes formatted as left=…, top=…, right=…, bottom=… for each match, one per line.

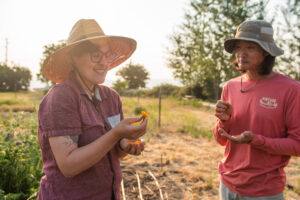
left=0, top=0, right=189, bottom=89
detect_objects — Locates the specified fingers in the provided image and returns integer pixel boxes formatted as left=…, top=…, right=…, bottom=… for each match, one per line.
left=241, top=131, right=254, bottom=143
left=216, top=100, right=228, bottom=107
left=215, top=101, right=232, bottom=113
left=218, top=128, right=237, bottom=142
left=114, top=117, right=148, bottom=140
left=124, top=139, right=145, bottom=156
left=122, top=117, right=143, bottom=124
left=219, top=129, right=254, bottom=144
left=129, top=118, right=148, bottom=139
left=215, top=100, right=232, bottom=121
left=219, top=128, right=229, bottom=137
left=214, top=112, right=224, bottom=118
left=215, top=100, right=228, bottom=111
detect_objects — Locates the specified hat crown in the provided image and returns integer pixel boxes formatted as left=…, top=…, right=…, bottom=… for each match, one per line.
left=236, top=20, right=274, bottom=42
left=224, top=20, right=284, bottom=56
left=67, top=19, right=105, bottom=45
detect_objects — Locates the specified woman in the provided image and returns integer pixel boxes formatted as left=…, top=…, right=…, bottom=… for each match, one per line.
left=214, top=20, right=300, bottom=199
left=37, top=19, right=148, bottom=200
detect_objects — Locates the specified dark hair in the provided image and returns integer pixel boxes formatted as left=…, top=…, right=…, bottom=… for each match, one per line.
left=230, top=54, right=275, bottom=75
left=68, top=41, right=98, bottom=58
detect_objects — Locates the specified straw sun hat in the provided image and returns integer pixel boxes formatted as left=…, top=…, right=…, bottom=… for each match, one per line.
left=224, top=20, right=284, bottom=57
left=42, top=19, right=137, bottom=83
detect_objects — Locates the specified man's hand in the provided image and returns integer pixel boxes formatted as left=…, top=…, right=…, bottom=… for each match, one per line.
left=218, top=128, right=254, bottom=144
left=215, top=100, right=232, bottom=121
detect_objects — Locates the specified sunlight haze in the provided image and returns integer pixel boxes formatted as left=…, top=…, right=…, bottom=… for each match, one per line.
left=0, top=0, right=188, bottom=89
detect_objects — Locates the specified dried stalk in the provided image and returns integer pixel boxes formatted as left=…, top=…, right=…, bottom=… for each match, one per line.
left=160, top=153, right=163, bottom=173
left=121, top=179, right=126, bottom=200
left=136, top=172, right=143, bottom=200
left=145, top=185, right=154, bottom=194
left=148, top=170, right=164, bottom=200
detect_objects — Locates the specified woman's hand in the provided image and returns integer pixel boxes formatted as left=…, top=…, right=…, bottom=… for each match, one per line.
left=215, top=100, right=232, bottom=121
left=218, top=128, right=254, bottom=144
left=119, top=138, right=145, bottom=156
left=112, top=117, right=148, bottom=140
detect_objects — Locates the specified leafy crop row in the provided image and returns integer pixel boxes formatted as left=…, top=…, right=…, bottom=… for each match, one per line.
left=0, top=112, right=42, bottom=200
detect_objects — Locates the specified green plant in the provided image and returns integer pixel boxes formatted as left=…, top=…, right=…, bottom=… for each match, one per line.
left=178, top=125, right=212, bottom=138
left=0, top=112, right=43, bottom=199
left=0, top=99, right=19, bottom=105
left=134, top=106, right=146, bottom=116
left=179, top=99, right=204, bottom=108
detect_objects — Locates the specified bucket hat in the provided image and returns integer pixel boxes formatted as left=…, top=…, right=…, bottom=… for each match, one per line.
left=224, top=20, right=284, bottom=57
left=42, top=19, right=137, bottom=83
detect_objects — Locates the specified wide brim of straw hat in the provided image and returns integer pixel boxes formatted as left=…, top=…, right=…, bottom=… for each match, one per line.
left=42, top=35, right=136, bottom=83
left=224, top=37, right=284, bottom=57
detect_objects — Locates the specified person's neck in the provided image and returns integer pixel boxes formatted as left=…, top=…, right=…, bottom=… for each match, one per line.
left=245, top=71, right=275, bottom=81
left=74, top=72, right=95, bottom=97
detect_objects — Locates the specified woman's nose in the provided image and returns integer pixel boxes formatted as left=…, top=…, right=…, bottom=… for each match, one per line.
left=98, top=55, right=111, bottom=68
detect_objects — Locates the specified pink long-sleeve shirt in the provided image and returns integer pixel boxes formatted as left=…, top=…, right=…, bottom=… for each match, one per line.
left=214, top=73, right=300, bottom=197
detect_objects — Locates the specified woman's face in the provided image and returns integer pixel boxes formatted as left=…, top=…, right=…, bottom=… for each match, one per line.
left=234, top=40, right=268, bottom=72
left=73, top=43, right=112, bottom=89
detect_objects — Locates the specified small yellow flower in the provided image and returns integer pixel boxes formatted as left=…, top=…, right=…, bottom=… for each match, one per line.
left=141, top=111, right=149, bottom=118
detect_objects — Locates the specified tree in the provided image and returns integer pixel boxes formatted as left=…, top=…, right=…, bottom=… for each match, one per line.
left=116, top=62, right=150, bottom=89
left=112, top=79, right=128, bottom=95
left=167, top=0, right=267, bottom=99
left=12, top=66, right=32, bottom=91
left=0, top=63, right=32, bottom=92
left=274, top=0, right=300, bottom=80
left=37, top=40, right=66, bottom=86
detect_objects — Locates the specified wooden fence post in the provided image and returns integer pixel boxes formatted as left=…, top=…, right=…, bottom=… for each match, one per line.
left=158, top=86, right=161, bottom=127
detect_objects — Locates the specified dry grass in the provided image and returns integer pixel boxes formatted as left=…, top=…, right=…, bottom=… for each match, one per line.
left=0, top=93, right=299, bottom=199
left=120, top=97, right=300, bottom=200
left=0, top=91, right=42, bottom=113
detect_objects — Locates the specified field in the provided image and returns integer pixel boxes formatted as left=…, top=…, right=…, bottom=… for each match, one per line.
left=0, top=92, right=299, bottom=200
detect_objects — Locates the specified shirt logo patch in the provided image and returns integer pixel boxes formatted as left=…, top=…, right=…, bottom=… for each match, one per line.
left=108, top=114, right=120, bottom=128
left=259, top=97, right=277, bottom=109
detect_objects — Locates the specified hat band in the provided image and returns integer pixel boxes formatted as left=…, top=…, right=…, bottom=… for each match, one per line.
left=236, top=31, right=274, bottom=43
left=68, top=32, right=105, bottom=44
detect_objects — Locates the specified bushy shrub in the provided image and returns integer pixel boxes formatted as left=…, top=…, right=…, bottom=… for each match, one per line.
left=146, top=84, right=183, bottom=98
left=134, top=106, right=146, bottom=116
left=121, top=84, right=184, bottom=98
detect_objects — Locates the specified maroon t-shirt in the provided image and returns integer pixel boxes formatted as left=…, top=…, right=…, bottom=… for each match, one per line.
left=37, top=74, right=123, bottom=200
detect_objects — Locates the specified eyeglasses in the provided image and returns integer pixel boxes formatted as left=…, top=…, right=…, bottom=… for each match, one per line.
left=89, top=50, right=125, bottom=64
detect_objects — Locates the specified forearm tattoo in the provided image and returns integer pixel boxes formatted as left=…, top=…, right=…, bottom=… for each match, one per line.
left=62, top=135, right=79, bottom=147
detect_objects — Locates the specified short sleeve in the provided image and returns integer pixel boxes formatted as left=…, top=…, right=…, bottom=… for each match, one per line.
left=117, top=94, right=124, bottom=121
left=38, top=84, right=82, bottom=137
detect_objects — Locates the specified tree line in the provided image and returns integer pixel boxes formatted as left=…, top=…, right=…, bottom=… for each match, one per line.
left=167, top=0, right=300, bottom=99
left=2, top=0, right=299, bottom=99
left=0, top=63, right=31, bottom=92
left=36, top=0, right=299, bottom=100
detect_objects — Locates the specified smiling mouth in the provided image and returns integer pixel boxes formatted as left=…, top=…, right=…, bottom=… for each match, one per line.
left=94, top=69, right=106, bottom=73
